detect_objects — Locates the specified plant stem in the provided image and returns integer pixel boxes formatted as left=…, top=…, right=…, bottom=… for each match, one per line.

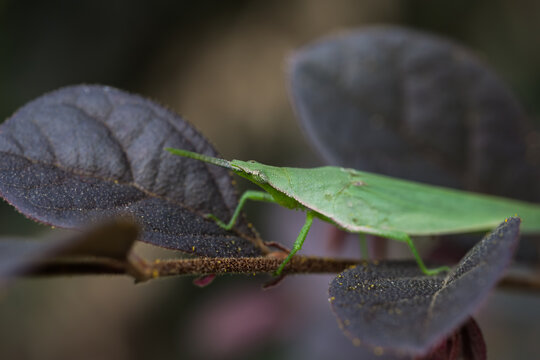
left=19, top=254, right=540, bottom=294
left=498, top=275, right=540, bottom=293
left=150, top=255, right=361, bottom=278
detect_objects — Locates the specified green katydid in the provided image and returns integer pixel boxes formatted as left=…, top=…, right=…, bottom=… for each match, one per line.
left=166, top=147, right=540, bottom=276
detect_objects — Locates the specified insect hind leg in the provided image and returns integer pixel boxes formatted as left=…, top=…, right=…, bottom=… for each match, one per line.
left=366, top=229, right=450, bottom=276
left=402, top=234, right=451, bottom=276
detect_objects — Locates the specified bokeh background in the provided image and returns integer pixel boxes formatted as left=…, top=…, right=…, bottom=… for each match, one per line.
left=1, top=1, right=540, bottom=359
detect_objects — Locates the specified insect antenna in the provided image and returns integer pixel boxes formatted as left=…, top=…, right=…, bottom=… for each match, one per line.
left=165, top=147, right=233, bottom=170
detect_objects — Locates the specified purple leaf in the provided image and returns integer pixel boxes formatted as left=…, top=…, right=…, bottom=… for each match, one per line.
left=459, top=318, right=486, bottom=360
left=193, top=274, right=216, bottom=287
left=289, top=26, right=539, bottom=200
left=0, top=85, right=266, bottom=257
left=0, top=220, right=142, bottom=287
left=421, top=318, right=486, bottom=360
left=328, top=217, right=520, bottom=356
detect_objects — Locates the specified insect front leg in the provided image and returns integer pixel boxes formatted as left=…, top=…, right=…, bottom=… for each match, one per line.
left=274, top=210, right=315, bottom=276
left=207, top=190, right=276, bottom=230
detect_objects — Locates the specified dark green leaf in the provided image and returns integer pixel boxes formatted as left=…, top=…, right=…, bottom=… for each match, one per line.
left=0, top=85, right=266, bottom=257
left=329, top=217, right=520, bottom=356
left=289, top=27, right=538, bottom=200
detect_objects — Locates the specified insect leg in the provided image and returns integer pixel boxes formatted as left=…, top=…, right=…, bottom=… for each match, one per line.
left=274, top=211, right=315, bottom=276
left=403, top=235, right=451, bottom=276
left=358, top=233, right=369, bottom=260
left=206, top=190, right=276, bottom=230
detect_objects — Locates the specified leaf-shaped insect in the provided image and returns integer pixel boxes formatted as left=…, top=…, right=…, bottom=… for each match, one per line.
left=166, top=148, right=540, bottom=275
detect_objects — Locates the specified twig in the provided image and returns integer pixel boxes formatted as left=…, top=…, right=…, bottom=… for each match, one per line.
left=149, top=255, right=361, bottom=279
left=23, top=254, right=540, bottom=293
left=498, top=275, right=540, bottom=293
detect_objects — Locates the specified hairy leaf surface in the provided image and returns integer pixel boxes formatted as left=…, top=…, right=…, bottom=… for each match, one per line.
left=0, top=85, right=265, bottom=257
left=289, top=26, right=539, bottom=200
left=329, top=217, right=520, bottom=356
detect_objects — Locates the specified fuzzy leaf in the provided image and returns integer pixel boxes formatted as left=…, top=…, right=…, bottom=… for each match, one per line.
left=289, top=26, right=538, bottom=200
left=0, top=85, right=265, bottom=257
left=0, top=220, right=142, bottom=286
left=329, top=217, right=520, bottom=356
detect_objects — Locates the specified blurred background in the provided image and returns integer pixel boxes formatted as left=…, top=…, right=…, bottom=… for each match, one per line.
left=1, top=1, right=540, bottom=359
